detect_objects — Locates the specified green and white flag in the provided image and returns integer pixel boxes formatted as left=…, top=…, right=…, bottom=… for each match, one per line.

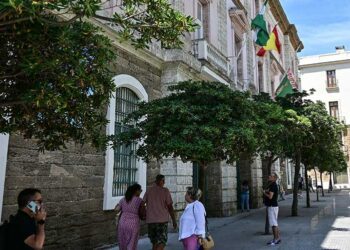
left=251, top=0, right=269, bottom=46
left=275, top=74, right=295, bottom=98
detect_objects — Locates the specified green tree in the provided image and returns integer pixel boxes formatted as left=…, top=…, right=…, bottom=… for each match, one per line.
left=252, top=93, right=286, bottom=183
left=301, top=101, right=345, bottom=206
left=276, top=91, right=313, bottom=216
left=117, top=81, right=259, bottom=199
left=0, top=0, right=196, bottom=150
left=252, top=93, right=287, bottom=234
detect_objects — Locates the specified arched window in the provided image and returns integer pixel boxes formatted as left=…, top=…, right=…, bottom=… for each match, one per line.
left=104, top=75, right=148, bottom=210
left=113, top=87, right=139, bottom=197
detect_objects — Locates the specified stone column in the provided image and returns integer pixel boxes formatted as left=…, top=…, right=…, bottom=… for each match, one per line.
left=237, top=156, right=263, bottom=209
left=160, top=158, right=193, bottom=212
left=206, top=161, right=237, bottom=216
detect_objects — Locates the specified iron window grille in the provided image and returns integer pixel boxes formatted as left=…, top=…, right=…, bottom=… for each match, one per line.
left=113, top=87, right=139, bottom=197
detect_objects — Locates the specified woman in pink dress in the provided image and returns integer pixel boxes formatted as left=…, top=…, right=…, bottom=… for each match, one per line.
left=115, top=183, right=146, bottom=250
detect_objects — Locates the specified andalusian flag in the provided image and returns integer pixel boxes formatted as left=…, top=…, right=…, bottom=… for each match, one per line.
left=251, top=0, right=269, bottom=46
left=257, top=26, right=281, bottom=57
left=275, top=74, right=295, bottom=98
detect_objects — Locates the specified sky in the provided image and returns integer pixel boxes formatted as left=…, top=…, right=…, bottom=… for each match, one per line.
left=280, top=0, right=350, bottom=57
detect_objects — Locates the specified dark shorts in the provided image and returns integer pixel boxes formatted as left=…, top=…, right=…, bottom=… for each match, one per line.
left=148, top=223, right=168, bottom=245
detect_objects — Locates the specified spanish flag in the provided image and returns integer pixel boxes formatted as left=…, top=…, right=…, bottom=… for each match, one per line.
left=257, top=26, right=281, bottom=57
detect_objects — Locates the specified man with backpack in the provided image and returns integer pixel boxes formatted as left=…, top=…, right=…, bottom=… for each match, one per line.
left=2, top=188, right=47, bottom=249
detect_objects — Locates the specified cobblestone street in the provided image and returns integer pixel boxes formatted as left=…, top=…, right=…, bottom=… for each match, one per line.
left=111, top=190, right=350, bottom=250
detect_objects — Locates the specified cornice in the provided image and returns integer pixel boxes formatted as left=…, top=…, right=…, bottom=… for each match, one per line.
left=299, top=59, right=350, bottom=69
left=268, top=0, right=303, bottom=52
left=229, top=7, right=250, bottom=35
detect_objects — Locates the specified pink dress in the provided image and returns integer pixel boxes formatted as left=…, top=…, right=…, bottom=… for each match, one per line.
left=117, top=196, right=143, bottom=250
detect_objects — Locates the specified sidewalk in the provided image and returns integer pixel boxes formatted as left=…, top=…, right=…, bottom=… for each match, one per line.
left=108, top=190, right=350, bottom=250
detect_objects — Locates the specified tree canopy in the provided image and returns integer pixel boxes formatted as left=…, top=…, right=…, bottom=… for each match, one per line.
left=252, top=93, right=287, bottom=164
left=117, top=81, right=259, bottom=166
left=301, top=101, right=346, bottom=173
left=0, top=0, right=196, bottom=150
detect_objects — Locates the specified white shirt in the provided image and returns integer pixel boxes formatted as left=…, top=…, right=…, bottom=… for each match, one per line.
left=178, top=200, right=206, bottom=240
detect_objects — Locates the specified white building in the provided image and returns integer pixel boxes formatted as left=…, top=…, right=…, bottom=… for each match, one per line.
left=299, top=46, right=350, bottom=189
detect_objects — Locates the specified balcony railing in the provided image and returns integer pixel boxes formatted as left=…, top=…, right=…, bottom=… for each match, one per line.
left=192, top=39, right=230, bottom=76
left=326, top=78, right=339, bottom=91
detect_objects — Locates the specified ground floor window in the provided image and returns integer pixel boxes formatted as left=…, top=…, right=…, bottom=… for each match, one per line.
left=104, top=74, right=148, bottom=210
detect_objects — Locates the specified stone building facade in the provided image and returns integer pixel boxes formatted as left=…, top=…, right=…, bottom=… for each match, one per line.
left=0, top=0, right=302, bottom=249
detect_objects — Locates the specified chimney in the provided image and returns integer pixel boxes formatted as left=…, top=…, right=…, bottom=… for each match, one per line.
left=335, top=46, right=345, bottom=53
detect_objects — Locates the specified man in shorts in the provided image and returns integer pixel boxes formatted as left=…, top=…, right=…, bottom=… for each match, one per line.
left=143, top=174, right=177, bottom=250
left=263, top=173, right=281, bottom=246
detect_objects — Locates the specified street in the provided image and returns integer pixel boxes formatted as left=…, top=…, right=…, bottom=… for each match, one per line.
left=111, top=190, right=350, bottom=250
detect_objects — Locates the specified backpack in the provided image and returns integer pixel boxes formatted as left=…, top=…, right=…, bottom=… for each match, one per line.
left=0, top=215, right=14, bottom=249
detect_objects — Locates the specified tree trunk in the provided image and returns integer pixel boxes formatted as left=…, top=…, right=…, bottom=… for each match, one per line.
left=320, top=171, right=324, bottom=197
left=314, top=167, right=319, bottom=202
left=292, top=152, right=301, bottom=216
left=264, top=207, right=270, bottom=235
left=328, top=172, right=333, bottom=193
left=263, top=156, right=274, bottom=235
left=304, top=166, right=310, bottom=208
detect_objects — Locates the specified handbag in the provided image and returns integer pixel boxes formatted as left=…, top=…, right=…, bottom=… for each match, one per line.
left=193, top=204, right=215, bottom=250
left=198, top=216, right=215, bottom=249
left=199, top=235, right=214, bottom=250
left=138, top=201, right=146, bottom=220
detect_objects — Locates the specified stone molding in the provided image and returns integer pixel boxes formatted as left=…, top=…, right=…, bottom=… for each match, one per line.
left=229, top=7, right=249, bottom=38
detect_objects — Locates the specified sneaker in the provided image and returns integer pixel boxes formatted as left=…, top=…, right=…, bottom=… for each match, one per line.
left=267, top=239, right=281, bottom=246
left=267, top=240, right=275, bottom=245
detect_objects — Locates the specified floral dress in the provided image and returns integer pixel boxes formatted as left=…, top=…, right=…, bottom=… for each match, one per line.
left=118, top=196, right=143, bottom=250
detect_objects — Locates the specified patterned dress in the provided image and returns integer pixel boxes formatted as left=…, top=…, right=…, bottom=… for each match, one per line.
left=118, top=196, right=143, bottom=250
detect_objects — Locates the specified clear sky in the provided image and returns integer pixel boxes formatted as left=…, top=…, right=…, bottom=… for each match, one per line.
left=280, top=0, right=350, bottom=57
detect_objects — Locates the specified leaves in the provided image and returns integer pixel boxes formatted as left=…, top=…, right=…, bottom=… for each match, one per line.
left=0, top=0, right=196, bottom=151
left=116, top=81, right=259, bottom=164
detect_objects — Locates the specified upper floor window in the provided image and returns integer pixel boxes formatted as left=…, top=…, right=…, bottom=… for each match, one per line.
left=326, top=70, right=337, bottom=88
left=329, top=101, right=339, bottom=119
left=195, top=1, right=204, bottom=39
left=255, top=0, right=260, bottom=16
left=258, top=63, right=264, bottom=92
left=235, top=35, right=243, bottom=84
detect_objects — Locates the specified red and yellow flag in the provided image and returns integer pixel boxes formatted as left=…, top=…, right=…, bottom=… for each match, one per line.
left=257, top=26, right=281, bottom=57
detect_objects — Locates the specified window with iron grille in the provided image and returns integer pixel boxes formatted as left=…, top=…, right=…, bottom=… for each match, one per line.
left=326, top=70, right=336, bottom=88
left=113, top=87, right=139, bottom=197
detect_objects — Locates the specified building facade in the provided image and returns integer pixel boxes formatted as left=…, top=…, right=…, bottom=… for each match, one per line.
left=299, top=46, right=350, bottom=189
left=0, top=0, right=302, bottom=249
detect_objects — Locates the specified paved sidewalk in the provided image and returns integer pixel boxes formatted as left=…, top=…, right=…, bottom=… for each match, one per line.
left=109, top=190, right=350, bottom=250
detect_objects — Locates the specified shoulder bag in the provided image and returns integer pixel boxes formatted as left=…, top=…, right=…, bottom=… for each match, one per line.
left=193, top=203, right=214, bottom=250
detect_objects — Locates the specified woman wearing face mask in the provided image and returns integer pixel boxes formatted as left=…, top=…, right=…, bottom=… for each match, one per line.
left=178, top=187, right=206, bottom=250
